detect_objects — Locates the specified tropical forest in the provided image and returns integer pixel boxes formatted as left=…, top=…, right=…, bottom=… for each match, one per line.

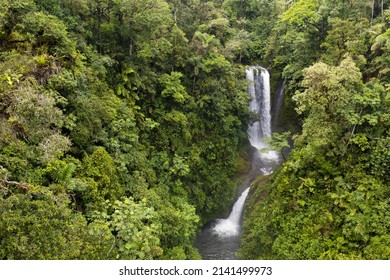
left=0, top=0, right=389, bottom=260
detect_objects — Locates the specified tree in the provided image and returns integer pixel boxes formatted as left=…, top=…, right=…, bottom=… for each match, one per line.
left=107, top=197, right=163, bottom=260
left=321, top=18, right=371, bottom=68
left=77, top=147, right=123, bottom=215
left=0, top=186, right=89, bottom=259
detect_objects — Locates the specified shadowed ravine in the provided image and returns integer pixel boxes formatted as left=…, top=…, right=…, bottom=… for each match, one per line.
left=194, top=67, right=282, bottom=260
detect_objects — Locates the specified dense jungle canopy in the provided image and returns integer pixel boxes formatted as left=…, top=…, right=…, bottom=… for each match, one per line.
left=0, top=0, right=389, bottom=259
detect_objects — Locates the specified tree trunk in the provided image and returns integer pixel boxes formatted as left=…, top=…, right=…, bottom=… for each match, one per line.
left=381, top=0, right=384, bottom=16
left=129, top=41, right=133, bottom=56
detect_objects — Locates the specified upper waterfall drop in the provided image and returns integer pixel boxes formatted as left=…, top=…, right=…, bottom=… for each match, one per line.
left=246, top=66, right=279, bottom=162
left=247, top=66, right=271, bottom=148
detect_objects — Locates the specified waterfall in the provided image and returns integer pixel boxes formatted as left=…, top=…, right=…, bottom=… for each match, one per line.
left=211, top=66, right=278, bottom=238
left=195, top=66, right=281, bottom=258
left=247, top=66, right=271, bottom=149
left=212, top=188, right=250, bottom=237
left=246, top=66, right=279, bottom=162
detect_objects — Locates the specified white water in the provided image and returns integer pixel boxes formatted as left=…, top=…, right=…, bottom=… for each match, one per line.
left=196, top=66, right=282, bottom=258
left=211, top=66, right=279, bottom=238
left=246, top=66, right=279, bottom=162
left=247, top=67, right=269, bottom=149
left=213, top=188, right=250, bottom=237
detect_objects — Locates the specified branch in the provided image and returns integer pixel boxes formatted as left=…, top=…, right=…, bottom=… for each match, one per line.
left=0, top=178, right=29, bottom=190
left=344, top=108, right=364, bottom=154
left=0, top=184, right=11, bottom=192
left=107, top=237, right=117, bottom=258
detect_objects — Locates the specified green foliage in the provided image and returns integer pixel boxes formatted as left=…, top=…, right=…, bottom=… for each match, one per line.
left=0, top=0, right=253, bottom=260
left=2, top=0, right=387, bottom=261
left=0, top=0, right=36, bottom=35
left=108, top=197, right=163, bottom=260
left=77, top=147, right=123, bottom=215
left=159, top=72, right=189, bottom=103
left=280, top=0, right=319, bottom=30
left=321, top=18, right=371, bottom=68
left=155, top=196, right=200, bottom=259
left=222, top=0, right=279, bottom=61
left=372, top=11, right=390, bottom=83
left=20, top=11, right=75, bottom=55
left=264, top=131, right=291, bottom=160
left=0, top=187, right=88, bottom=259
left=239, top=3, right=390, bottom=259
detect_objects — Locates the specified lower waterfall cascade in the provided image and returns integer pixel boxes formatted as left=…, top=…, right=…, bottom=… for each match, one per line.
left=194, top=66, right=281, bottom=259
left=212, top=188, right=250, bottom=238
